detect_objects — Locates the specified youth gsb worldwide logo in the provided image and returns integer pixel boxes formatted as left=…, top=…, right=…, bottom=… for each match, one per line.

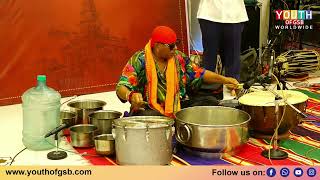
left=275, top=10, right=313, bottom=30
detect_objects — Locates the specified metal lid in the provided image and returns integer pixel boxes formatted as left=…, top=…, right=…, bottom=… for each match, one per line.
left=113, top=116, right=174, bottom=129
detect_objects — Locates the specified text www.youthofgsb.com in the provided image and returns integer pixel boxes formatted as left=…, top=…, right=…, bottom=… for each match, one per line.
left=5, top=168, right=92, bottom=177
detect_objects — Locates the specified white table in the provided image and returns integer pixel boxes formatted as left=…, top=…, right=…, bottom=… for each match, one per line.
left=0, top=91, right=130, bottom=165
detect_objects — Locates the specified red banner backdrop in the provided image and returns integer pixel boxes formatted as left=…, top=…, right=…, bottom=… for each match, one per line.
left=0, top=0, right=188, bottom=106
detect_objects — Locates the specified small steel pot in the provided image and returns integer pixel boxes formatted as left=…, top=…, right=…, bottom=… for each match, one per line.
left=70, top=124, right=97, bottom=147
left=94, top=134, right=115, bottom=156
left=89, top=110, right=122, bottom=135
left=67, top=100, right=106, bottom=124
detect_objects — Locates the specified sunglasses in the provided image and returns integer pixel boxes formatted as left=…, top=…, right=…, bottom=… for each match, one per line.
left=162, top=39, right=181, bottom=50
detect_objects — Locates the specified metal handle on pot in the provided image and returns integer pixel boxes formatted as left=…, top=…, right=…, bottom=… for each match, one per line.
left=122, top=125, right=127, bottom=141
left=112, top=128, right=116, bottom=139
left=171, top=126, right=175, bottom=136
left=176, top=124, right=191, bottom=143
left=145, top=124, right=150, bottom=142
left=165, top=126, right=175, bottom=141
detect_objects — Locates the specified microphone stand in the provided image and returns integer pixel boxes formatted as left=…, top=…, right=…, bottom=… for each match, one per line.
left=47, top=132, right=67, bottom=160
left=261, top=88, right=308, bottom=160
left=261, top=96, right=288, bottom=159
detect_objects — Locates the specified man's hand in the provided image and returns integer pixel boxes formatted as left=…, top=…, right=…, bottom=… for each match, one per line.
left=224, top=77, right=239, bottom=96
left=129, top=92, right=146, bottom=109
left=225, top=77, right=239, bottom=90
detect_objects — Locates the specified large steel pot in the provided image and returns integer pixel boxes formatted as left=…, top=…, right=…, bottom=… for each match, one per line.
left=67, top=100, right=106, bottom=124
left=175, top=106, right=250, bottom=153
left=239, top=90, right=308, bottom=138
left=88, top=110, right=122, bottom=135
left=113, top=116, right=174, bottom=165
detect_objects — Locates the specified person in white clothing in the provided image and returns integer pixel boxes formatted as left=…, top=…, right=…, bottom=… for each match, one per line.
left=196, top=0, right=248, bottom=98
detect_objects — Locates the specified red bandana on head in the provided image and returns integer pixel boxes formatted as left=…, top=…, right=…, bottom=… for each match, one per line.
left=150, top=26, right=177, bottom=48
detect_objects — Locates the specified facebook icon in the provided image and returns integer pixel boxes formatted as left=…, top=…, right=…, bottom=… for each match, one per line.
left=267, top=168, right=277, bottom=177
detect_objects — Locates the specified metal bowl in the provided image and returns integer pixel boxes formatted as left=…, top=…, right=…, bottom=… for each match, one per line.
left=94, top=134, right=115, bottom=156
left=67, top=100, right=106, bottom=124
left=70, top=124, right=98, bottom=147
left=60, top=110, right=76, bottom=136
left=174, top=106, right=250, bottom=154
left=88, top=110, right=122, bottom=135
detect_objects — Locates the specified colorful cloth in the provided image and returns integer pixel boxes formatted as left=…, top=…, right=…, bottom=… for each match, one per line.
left=116, top=48, right=205, bottom=115
left=294, top=86, right=320, bottom=121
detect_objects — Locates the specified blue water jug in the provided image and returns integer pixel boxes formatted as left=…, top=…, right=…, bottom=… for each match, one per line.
left=22, top=75, right=61, bottom=150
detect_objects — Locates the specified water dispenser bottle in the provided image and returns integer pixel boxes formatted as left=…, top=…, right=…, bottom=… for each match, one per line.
left=22, top=75, right=61, bottom=151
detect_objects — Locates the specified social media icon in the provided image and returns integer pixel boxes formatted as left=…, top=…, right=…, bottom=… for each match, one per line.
left=294, top=168, right=303, bottom=177
left=280, top=168, right=290, bottom=177
left=266, top=168, right=276, bottom=177
left=307, top=168, right=316, bottom=177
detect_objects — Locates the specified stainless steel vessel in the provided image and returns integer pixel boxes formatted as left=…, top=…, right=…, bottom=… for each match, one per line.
left=88, top=110, right=122, bottom=135
left=67, top=100, right=106, bottom=124
left=175, top=106, right=250, bottom=153
left=113, top=116, right=174, bottom=165
left=70, top=124, right=97, bottom=147
left=94, top=134, right=115, bottom=156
